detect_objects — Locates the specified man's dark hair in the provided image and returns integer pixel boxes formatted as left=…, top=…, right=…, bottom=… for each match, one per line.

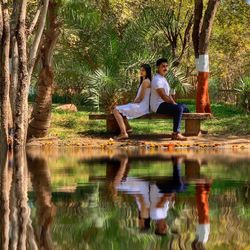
left=156, top=58, right=168, bottom=67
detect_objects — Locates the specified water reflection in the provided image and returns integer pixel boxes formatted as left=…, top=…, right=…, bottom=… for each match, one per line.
left=0, top=149, right=249, bottom=249
left=0, top=148, right=55, bottom=250
left=107, top=155, right=212, bottom=249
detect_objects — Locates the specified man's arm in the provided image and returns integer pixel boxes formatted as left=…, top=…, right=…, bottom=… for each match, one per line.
left=156, top=88, right=176, bottom=104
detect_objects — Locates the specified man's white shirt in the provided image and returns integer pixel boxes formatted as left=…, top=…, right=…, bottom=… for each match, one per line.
left=150, top=73, right=170, bottom=112
left=117, top=178, right=170, bottom=220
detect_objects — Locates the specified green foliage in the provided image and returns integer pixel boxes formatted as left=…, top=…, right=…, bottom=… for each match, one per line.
left=235, top=77, right=250, bottom=111
left=51, top=0, right=250, bottom=111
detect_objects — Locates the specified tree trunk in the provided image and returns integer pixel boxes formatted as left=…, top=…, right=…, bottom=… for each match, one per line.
left=10, top=1, right=19, bottom=119
left=28, top=0, right=60, bottom=139
left=193, top=0, right=220, bottom=113
left=14, top=0, right=29, bottom=147
left=0, top=1, right=12, bottom=149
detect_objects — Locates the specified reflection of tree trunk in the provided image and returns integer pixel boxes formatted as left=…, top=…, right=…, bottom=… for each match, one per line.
left=9, top=157, right=18, bottom=250
left=14, top=149, right=29, bottom=250
left=27, top=150, right=55, bottom=250
left=0, top=149, right=10, bottom=250
left=28, top=1, right=60, bottom=139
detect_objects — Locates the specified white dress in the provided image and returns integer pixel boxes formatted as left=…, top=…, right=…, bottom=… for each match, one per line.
left=116, top=85, right=150, bottom=119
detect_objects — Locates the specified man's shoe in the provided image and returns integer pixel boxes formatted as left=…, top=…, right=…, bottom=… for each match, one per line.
left=172, top=132, right=187, bottom=141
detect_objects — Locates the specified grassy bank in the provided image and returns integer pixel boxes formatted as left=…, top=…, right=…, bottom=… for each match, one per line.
left=49, top=102, right=250, bottom=140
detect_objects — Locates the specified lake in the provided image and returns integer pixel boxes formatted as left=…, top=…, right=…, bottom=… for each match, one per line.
left=0, top=148, right=250, bottom=250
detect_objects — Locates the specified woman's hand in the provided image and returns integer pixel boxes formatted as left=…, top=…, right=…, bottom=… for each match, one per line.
left=133, top=97, right=142, bottom=103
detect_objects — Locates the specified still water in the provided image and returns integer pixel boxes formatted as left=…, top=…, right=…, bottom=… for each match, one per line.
left=0, top=148, right=250, bottom=250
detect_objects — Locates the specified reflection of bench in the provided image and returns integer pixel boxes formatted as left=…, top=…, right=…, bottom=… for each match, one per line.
left=89, top=113, right=212, bottom=136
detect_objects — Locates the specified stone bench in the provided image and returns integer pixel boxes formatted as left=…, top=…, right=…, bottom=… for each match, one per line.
left=89, top=113, right=212, bottom=136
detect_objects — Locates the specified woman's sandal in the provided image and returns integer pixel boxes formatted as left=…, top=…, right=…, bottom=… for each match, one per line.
left=114, top=134, right=129, bottom=141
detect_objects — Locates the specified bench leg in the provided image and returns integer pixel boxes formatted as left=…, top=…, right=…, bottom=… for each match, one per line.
left=185, top=119, right=201, bottom=136
left=106, top=115, right=120, bottom=134
left=106, top=114, right=132, bottom=134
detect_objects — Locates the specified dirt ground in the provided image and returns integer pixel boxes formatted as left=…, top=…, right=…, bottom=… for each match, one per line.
left=27, top=133, right=250, bottom=151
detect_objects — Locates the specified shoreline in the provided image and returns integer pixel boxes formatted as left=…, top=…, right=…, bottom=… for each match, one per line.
left=26, top=134, right=250, bottom=150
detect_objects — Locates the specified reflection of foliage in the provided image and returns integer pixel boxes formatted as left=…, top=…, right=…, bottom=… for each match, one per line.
left=37, top=154, right=250, bottom=249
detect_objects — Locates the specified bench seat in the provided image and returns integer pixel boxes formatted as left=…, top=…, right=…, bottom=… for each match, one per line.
left=89, top=113, right=212, bottom=136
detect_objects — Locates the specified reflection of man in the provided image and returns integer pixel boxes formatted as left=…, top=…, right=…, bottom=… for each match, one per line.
left=111, top=155, right=186, bottom=235
left=192, top=183, right=211, bottom=250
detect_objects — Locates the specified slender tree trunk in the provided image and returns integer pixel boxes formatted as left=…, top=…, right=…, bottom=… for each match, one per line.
left=0, top=1, right=12, bottom=149
left=28, top=1, right=60, bottom=138
left=193, top=0, right=220, bottom=113
left=14, top=0, right=29, bottom=147
left=10, top=1, right=19, bottom=118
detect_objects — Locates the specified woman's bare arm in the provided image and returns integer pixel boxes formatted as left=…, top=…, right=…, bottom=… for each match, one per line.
left=134, top=79, right=150, bottom=103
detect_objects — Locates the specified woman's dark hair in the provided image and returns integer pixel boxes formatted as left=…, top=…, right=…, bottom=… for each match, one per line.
left=140, top=64, right=152, bottom=85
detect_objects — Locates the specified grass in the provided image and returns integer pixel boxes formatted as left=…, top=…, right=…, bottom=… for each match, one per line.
left=49, top=101, right=250, bottom=140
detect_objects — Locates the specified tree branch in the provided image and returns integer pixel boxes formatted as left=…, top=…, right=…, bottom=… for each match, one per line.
left=176, top=14, right=193, bottom=63
left=27, top=4, right=42, bottom=36
left=28, top=0, right=49, bottom=79
left=199, top=0, right=220, bottom=54
left=192, top=0, right=203, bottom=59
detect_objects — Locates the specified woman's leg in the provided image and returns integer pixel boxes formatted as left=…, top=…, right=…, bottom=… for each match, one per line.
left=113, top=108, right=128, bottom=137
left=123, top=117, right=132, bottom=132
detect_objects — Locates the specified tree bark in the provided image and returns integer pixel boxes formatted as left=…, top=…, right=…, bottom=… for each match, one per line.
left=28, top=0, right=60, bottom=139
left=15, top=0, right=29, bottom=147
left=199, top=0, right=220, bottom=55
left=193, top=0, right=220, bottom=113
left=192, top=0, right=203, bottom=60
left=10, top=0, right=19, bottom=119
left=0, top=0, right=12, bottom=148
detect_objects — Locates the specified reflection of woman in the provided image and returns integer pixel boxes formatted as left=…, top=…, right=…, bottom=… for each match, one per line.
left=113, top=64, right=152, bottom=140
left=108, top=155, right=186, bottom=235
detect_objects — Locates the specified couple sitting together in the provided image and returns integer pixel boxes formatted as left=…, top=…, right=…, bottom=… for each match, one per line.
left=113, top=58, right=189, bottom=141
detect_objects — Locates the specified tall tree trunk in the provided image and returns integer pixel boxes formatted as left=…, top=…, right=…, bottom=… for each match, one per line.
left=14, top=0, right=29, bottom=147
left=0, top=1, right=12, bottom=149
left=28, top=0, right=60, bottom=139
left=10, top=1, right=19, bottom=119
left=193, top=0, right=220, bottom=113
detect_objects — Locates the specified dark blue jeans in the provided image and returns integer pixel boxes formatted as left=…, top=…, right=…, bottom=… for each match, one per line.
left=156, top=160, right=187, bottom=194
left=156, top=102, right=189, bottom=132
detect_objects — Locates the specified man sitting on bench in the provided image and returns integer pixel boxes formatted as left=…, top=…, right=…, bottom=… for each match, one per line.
left=150, top=58, right=189, bottom=141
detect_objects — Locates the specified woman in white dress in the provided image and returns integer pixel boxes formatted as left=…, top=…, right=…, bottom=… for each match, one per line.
left=113, top=64, right=152, bottom=140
